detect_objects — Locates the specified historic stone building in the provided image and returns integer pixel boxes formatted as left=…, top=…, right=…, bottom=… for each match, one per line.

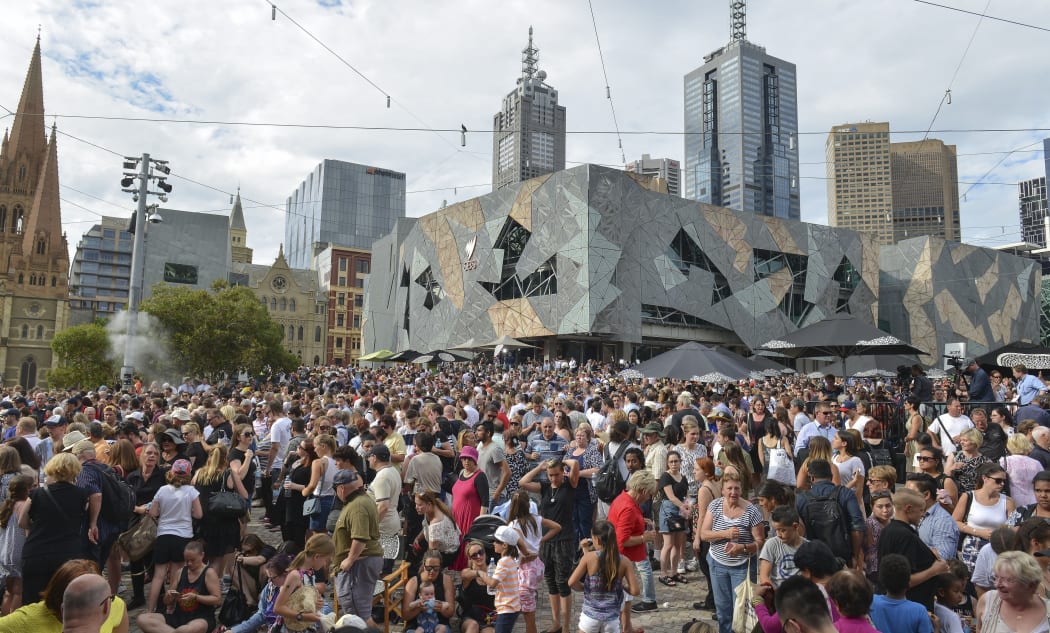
left=0, top=39, right=70, bottom=387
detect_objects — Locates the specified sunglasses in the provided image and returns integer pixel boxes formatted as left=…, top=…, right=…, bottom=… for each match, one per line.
left=469, top=551, right=485, bottom=559
left=989, top=477, right=1007, bottom=485
left=319, top=426, right=332, bottom=431
left=243, top=432, right=254, bottom=437
left=917, top=456, right=936, bottom=462
left=423, top=565, right=441, bottom=572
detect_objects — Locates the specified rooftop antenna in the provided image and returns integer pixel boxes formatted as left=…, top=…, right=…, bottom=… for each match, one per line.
left=730, top=0, right=746, bottom=42
left=522, top=26, right=538, bottom=80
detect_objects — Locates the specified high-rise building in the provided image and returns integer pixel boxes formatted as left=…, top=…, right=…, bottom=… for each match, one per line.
left=625, top=154, right=681, bottom=197
left=69, top=216, right=133, bottom=320
left=890, top=140, right=960, bottom=243
left=826, top=123, right=894, bottom=244
left=683, top=3, right=799, bottom=219
left=313, top=245, right=371, bottom=365
left=0, top=37, right=71, bottom=387
left=1018, top=139, right=1050, bottom=248
left=492, top=28, right=566, bottom=191
left=284, top=160, right=406, bottom=269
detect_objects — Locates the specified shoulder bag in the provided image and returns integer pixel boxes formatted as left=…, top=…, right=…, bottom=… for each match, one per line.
left=303, top=458, right=327, bottom=517
left=208, top=468, right=247, bottom=519
left=117, top=514, right=157, bottom=562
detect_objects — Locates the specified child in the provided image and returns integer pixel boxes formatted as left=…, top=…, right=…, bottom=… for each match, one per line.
left=479, top=525, right=521, bottom=633
left=0, top=475, right=31, bottom=614
left=826, top=569, right=880, bottom=633
left=864, top=490, right=894, bottom=586
left=569, top=520, right=640, bottom=633
left=934, top=570, right=966, bottom=633
left=411, top=582, right=447, bottom=633
left=759, top=505, right=807, bottom=588
left=869, top=554, right=934, bottom=633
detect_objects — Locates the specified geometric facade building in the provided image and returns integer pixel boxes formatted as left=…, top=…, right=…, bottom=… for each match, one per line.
left=890, top=139, right=961, bottom=244
left=492, top=28, right=566, bottom=192
left=626, top=154, right=681, bottom=197
left=364, top=165, right=880, bottom=361
left=879, top=236, right=1041, bottom=365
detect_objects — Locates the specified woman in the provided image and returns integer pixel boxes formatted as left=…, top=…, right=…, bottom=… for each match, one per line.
left=108, top=439, right=140, bottom=479
left=955, top=462, right=1016, bottom=573
left=502, top=433, right=530, bottom=501
left=228, top=554, right=291, bottom=633
left=692, top=457, right=721, bottom=612
left=745, top=397, right=770, bottom=469
left=460, top=540, right=497, bottom=633
left=658, top=450, right=690, bottom=587
left=946, top=429, right=992, bottom=494
left=232, top=534, right=277, bottom=609
left=146, top=459, right=202, bottom=613
left=701, top=470, right=764, bottom=633
left=553, top=411, right=573, bottom=444
left=402, top=550, right=456, bottom=633
left=903, top=396, right=927, bottom=473
left=757, top=417, right=793, bottom=486
left=138, top=540, right=222, bottom=633
left=228, top=423, right=258, bottom=521
left=0, top=448, right=21, bottom=504
left=125, top=442, right=167, bottom=609
left=796, top=436, right=841, bottom=491
left=863, top=490, right=893, bottom=586
left=720, top=441, right=755, bottom=497
left=411, top=492, right=460, bottom=569
left=5, top=438, right=38, bottom=482
left=565, top=423, right=603, bottom=545
left=1001, top=435, right=1042, bottom=507
left=975, top=551, right=1050, bottom=633
left=193, top=444, right=249, bottom=574
left=281, top=440, right=317, bottom=549
left=182, top=423, right=208, bottom=473
left=17, top=452, right=88, bottom=605
left=676, top=421, right=707, bottom=501
left=917, top=446, right=959, bottom=510
left=0, top=559, right=129, bottom=633
left=458, top=427, right=478, bottom=451
left=451, top=446, right=489, bottom=570
left=569, top=520, right=639, bottom=633
left=832, top=430, right=866, bottom=506
left=0, top=475, right=30, bottom=614
left=158, top=429, right=187, bottom=470
left=990, top=406, right=1015, bottom=437
left=507, top=489, right=560, bottom=633
left=302, top=434, right=337, bottom=538
left=273, top=534, right=334, bottom=633
left=1010, top=471, right=1050, bottom=526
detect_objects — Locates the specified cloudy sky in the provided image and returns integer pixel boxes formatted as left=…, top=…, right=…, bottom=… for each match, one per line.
left=2, top=0, right=1048, bottom=266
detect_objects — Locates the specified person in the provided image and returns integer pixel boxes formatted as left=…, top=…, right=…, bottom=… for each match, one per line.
left=916, top=446, right=960, bottom=510
left=137, top=540, right=222, bottom=633
left=944, top=429, right=991, bottom=494
left=0, top=475, right=30, bottom=614
left=569, top=520, right=640, bottom=633
left=757, top=417, right=794, bottom=486
left=701, top=470, right=765, bottom=633
left=953, top=463, right=1014, bottom=573
left=411, top=491, right=460, bottom=568
left=878, top=489, right=949, bottom=611
left=657, top=450, right=690, bottom=586
left=228, top=554, right=292, bottom=633
left=281, top=438, right=317, bottom=549
left=972, top=409, right=1007, bottom=462
left=796, top=459, right=865, bottom=570
left=477, top=421, right=511, bottom=506
left=869, top=554, right=934, bottom=633
left=459, top=540, right=497, bottom=633
left=796, top=437, right=841, bottom=491
left=971, top=527, right=1025, bottom=599
left=228, top=423, right=258, bottom=521
left=904, top=397, right=928, bottom=473
left=999, top=434, right=1041, bottom=506
left=564, top=423, right=603, bottom=546
left=771, top=575, right=838, bottom=633
left=70, top=439, right=123, bottom=573
left=0, top=559, right=128, bottom=633
left=928, top=398, right=974, bottom=456
left=962, top=359, right=995, bottom=404
left=1013, top=364, right=1048, bottom=406
left=794, top=403, right=838, bottom=453
left=831, top=431, right=866, bottom=502
left=402, top=550, right=455, bottom=633
left=975, top=551, right=1050, bottom=633
left=232, top=534, right=278, bottom=610
left=476, top=525, right=522, bottom=633
left=331, top=469, right=383, bottom=628
left=934, top=568, right=967, bottom=633
left=18, top=452, right=89, bottom=605
left=507, top=489, right=559, bottom=633
left=126, top=442, right=167, bottom=610
left=861, top=490, right=893, bottom=585
left=365, top=443, right=401, bottom=570
left=192, top=444, right=249, bottom=574
left=146, top=459, right=202, bottom=613
left=409, top=582, right=447, bottom=633
left=158, top=428, right=188, bottom=470
left=1009, top=471, right=1050, bottom=526
left=61, top=573, right=113, bottom=633
left=273, top=534, right=334, bottom=633
left=759, top=505, right=807, bottom=589
left=451, top=446, right=489, bottom=569
left=905, top=474, right=960, bottom=561
left=519, top=457, right=579, bottom=633
left=692, top=457, right=721, bottom=612
left=826, top=569, right=880, bottom=633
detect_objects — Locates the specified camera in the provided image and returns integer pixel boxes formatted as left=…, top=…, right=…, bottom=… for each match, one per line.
left=944, top=354, right=964, bottom=370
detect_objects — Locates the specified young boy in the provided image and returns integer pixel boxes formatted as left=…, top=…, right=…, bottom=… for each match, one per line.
left=759, top=506, right=808, bottom=588
left=934, top=570, right=966, bottom=633
left=869, top=554, right=935, bottom=633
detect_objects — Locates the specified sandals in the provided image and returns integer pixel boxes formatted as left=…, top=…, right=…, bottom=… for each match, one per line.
left=674, top=573, right=690, bottom=584
left=659, top=575, right=677, bottom=587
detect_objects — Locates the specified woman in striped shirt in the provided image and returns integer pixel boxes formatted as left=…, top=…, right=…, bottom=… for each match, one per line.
left=700, top=470, right=765, bottom=633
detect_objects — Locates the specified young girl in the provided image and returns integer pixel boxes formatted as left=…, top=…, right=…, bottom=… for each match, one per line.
left=478, top=525, right=521, bottom=633
left=0, top=475, right=31, bottom=614
left=410, top=582, right=447, bottom=633
left=569, top=520, right=639, bottom=633
left=507, top=490, right=560, bottom=633
left=273, top=533, right=335, bottom=632
left=148, top=459, right=203, bottom=613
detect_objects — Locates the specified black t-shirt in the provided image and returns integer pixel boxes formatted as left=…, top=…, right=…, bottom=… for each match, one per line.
left=127, top=466, right=168, bottom=505
left=185, top=443, right=208, bottom=473
left=979, top=425, right=1008, bottom=461
left=670, top=408, right=702, bottom=431
left=877, top=519, right=937, bottom=610
left=205, top=421, right=234, bottom=445
left=659, top=472, right=689, bottom=504
left=23, top=482, right=89, bottom=560
left=229, top=447, right=257, bottom=498
left=540, top=480, right=574, bottom=542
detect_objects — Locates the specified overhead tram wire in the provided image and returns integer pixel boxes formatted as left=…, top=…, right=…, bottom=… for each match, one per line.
left=912, top=0, right=1050, bottom=33
left=920, top=0, right=991, bottom=141
left=960, top=139, right=1046, bottom=201
left=587, top=0, right=626, bottom=163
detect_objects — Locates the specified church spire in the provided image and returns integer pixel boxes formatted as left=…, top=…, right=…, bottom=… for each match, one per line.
left=21, top=124, right=67, bottom=264
left=230, top=188, right=246, bottom=230
left=3, top=37, right=47, bottom=176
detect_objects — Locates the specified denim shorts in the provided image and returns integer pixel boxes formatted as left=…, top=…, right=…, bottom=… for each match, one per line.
left=307, top=495, right=336, bottom=531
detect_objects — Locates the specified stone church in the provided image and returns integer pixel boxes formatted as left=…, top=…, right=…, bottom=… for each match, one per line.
left=0, top=38, right=71, bottom=388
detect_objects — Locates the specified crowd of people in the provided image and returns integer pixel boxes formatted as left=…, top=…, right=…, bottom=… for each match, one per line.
left=0, top=357, right=1044, bottom=633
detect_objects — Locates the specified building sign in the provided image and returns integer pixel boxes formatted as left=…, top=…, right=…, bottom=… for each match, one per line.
left=164, top=263, right=199, bottom=285
left=463, top=235, right=479, bottom=271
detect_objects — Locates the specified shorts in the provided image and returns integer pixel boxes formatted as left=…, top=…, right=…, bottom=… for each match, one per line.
left=153, top=535, right=191, bottom=565
left=335, top=556, right=383, bottom=619
left=658, top=500, right=685, bottom=533
left=518, top=557, right=544, bottom=613
left=541, top=539, right=575, bottom=597
left=579, top=612, right=621, bottom=633
left=307, top=496, right=336, bottom=531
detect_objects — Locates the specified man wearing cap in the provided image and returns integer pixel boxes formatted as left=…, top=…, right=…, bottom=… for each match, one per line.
left=35, top=411, right=69, bottom=472
left=960, top=359, right=995, bottom=403
left=367, top=444, right=401, bottom=574
left=641, top=422, right=668, bottom=481
left=838, top=402, right=861, bottom=434
left=0, top=408, right=18, bottom=442
left=170, top=407, right=192, bottom=429
left=332, top=469, right=383, bottom=628
left=71, top=437, right=121, bottom=571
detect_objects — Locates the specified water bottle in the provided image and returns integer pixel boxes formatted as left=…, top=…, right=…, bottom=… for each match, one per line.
left=486, top=558, right=497, bottom=595
left=220, top=431, right=231, bottom=448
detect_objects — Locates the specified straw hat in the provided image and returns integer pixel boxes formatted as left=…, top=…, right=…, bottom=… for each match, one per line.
left=282, top=584, right=321, bottom=632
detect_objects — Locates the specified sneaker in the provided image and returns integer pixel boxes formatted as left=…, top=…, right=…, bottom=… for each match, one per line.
left=686, top=558, right=699, bottom=572
left=676, top=561, right=687, bottom=576
left=631, top=601, right=658, bottom=613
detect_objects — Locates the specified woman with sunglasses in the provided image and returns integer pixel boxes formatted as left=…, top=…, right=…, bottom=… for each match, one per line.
left=302, top=434, right=338, bottom=539
left=954, top=462, right=1016, bottom=573
left=229, top=422, right=258, bottom=508
left=916, top=445, right=959, bottom=510
left=403, top=550, right=456, bottom=633
left=460, top=540, right=497, bottom=633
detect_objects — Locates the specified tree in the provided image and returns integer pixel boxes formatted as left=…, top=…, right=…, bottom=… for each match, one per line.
left=140, top=280, right=299, bottom=378
left=49, top=321, right=117, bottom=389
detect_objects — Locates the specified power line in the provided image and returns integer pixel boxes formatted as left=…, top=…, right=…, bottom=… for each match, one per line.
left=921, top=0, right=991, bottom=141
left=587, top=0, right=625, bottom=163
left=960, top=139, right=1045, bottom=199
left=913, top=0, right=1050, bottom=33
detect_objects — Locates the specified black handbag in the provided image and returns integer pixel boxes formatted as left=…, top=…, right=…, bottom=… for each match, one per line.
left=218, top=563, right=248, bottom=626
left=208, top=469, right=247, bottom=519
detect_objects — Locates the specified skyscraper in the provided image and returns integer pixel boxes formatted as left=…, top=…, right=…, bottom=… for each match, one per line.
left=683, top=3, right=799, bottom=219
left=284, top=159, right=406, bottom=269
left=1018, top=139, right=1050, bottom=248
left=890, top=140, right=960, bottom=243
left=625, top=154, right=681, bottom=197
left=825, top=122, right=894, bottom=244
left=492, top=27, right=566, bottom=191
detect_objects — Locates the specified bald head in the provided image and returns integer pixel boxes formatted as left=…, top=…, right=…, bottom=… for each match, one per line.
left=62, top=574, right=110, bottom=631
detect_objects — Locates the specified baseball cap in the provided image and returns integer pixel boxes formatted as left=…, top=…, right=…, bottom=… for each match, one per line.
left=333, top=469, right=361, bottom=487
left=45, top=414, right=67, bottom=427
left=370, top=444, right=391, bottom=461
left=171, top=459, right=191, bottom=476
left=127, top=411, right=145, bottom=422
left=3, top=408, right=18, bottom=418
left=494, top=525, right=520, bottom=546
left=838, top=402, right=856, bottom=411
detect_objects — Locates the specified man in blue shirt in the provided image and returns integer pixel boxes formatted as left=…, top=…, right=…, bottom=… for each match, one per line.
left=906, top=473, right=959, bottom=559
left=794, top=403, right=838, bottom=453
left=962, top=359, right=995, bottom=403
left=1014, top=363, right=1048, bottom=406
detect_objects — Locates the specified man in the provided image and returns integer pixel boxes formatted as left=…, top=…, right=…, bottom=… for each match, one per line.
left=773, top=576, right=838, bottom=633
left=88, top=421, right=111, bottom=465
left=457, top=394, right=480, bottom=428
left=332, top=469, right=383, bottom=628
left=910, top=364, right=934, bottom=403
left=794, top=403, right=838, bottom=453
left=927, top=397, right=974, bottom=455
left=1014, top=363, right=1048, bottom=406
left=266, top=401, right=292, bottom=525
left=972, top=408, right=1007, bottom=461
left=29, top=391, right=48, bottom=425
left=35, top=412, right=69, bottom=472
left=15, top=417, right=40, bottom=449
left=905, top=473, right=959, bottom=559
left=203, top=408, right=233, bottom=444
left=795, top=459, right=865, bottom=570
left=170, top=406, right=192, bottom=429
left=669, top=392, right=702, bottom=432
left=962, top=358, right=995, bottom=403
left=640, top=422, right=668, bottom=481
left=522, top=395, right=553, bottom=437
left=102, top=404, right=120, bottom=428
left=1014, top=394, right=1050, bottom=428
left=378, top=414, right=406, bottom=471
left=838, top=402, right=863, bottom=434
left=877, top=488, right=949, bottom=610
left=1031, top=427, right=1050, bottom=469
left=789, top=398, right=811, bottom=436
left=526, top=417, right=568, bottom=473
left=61, top=573, right=113, bottom=633
left=0, top=408, right=18, bottom=442
left=367, top=444, right=402, bottom=574
left=475, top=421, right=510, bottom=505
left=71, top=439, right=121, bottom=573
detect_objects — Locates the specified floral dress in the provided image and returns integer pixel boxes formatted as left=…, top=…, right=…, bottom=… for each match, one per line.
left=504, top=448, right=530, bottom=499
left=677, top=443, right=708, bottom=497
left=952, top=452, right=991, bottom=493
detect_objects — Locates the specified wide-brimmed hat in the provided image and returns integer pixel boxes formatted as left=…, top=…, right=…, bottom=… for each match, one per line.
left=62, top=430, right=88, bottom=450
left=640, top=422, right=664, bottom=436
left=459, top=446, right=479, bottom=463
left=282, top=585, right=321, bottom=631
left=162, top=428, right=186, bottom=445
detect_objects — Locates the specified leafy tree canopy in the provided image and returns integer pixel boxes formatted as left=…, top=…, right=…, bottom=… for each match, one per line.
left=49, top=321, right=116, bottom=389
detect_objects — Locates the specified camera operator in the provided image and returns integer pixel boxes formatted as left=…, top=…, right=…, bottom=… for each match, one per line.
left=909, top=364, right=933, bottom=402
left=959, top=358, right=995, bottom=403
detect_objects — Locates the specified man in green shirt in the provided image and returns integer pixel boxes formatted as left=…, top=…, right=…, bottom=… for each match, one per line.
left=332, top=469, right=384, bottom=627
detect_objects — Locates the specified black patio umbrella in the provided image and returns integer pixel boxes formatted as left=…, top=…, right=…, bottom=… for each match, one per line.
left=625, top=341, right=755, bottom=382
left=817, top=354, right=919, bottom=378
left=976, top=342, right=1050, bottom=370
left=758, top=313, right=925, bottom=360
left=386, top=349, right=422, bottom=362
left=410, top=350, right=474, bottom=363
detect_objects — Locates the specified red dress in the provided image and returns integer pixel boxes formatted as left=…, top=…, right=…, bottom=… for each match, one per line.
left=451, top=469, right=485, bottom=570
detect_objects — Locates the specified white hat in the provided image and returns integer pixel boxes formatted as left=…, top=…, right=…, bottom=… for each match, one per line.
left=493, top=525, right=520, bottom=547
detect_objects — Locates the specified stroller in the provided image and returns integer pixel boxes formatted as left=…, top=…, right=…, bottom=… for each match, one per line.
left=462, top=514, right=508, bottom=562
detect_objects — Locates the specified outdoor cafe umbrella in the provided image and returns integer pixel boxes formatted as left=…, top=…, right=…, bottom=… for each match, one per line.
left=626, top=341, right=755, bottom=382
left=818, top=354, right=918, bottom=379
left=411, top=350, right=474, bottom=363
left=386, top=349, right=422, bottom=362
left=358, top=349, right=394, bottom=361
left=758, top=313, right=925, bottom=361
left=976, top=341, right=1050, bottom=370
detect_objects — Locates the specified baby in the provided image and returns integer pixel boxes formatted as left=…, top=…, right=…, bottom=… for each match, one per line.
left=413, top=582, right=447, bottom=633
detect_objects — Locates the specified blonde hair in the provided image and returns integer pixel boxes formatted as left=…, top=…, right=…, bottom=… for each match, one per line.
left=626, top=469, right=658, bottom=495
left=1008, top=433, right=1032, bottom=456
left=314, top=434, right=337, bottom=455
left=291, top=533, right=335, bottom=571
left=196, top=444, right=228, bottom=485
left=959, top=427, right=983, bottom=448
left=45, top=452, right=81, bottom=483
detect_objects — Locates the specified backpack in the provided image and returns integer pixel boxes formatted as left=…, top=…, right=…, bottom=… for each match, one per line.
left=800, top=486, right=852, bottom=562
left=864, top=440, right=893, bottom=468
left=86, top=462, right=136, bottom=524
left=594, top=442, right=630, bottom=503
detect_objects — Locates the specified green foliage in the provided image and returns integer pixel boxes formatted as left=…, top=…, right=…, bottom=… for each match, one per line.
left=49, top=322, right=116, bottom=389
left=140, top=283, right=299, bottom=378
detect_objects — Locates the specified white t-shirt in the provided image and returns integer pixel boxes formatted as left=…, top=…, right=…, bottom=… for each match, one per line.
left=269, top=417, right=293, bottom=465
left=928, top=414, right=975, bottom=455
left=154, top=484, right=200, bottom=538
left=834, top=455, right=866, bottom=483
left=370, top=465, right=402, bottom=535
